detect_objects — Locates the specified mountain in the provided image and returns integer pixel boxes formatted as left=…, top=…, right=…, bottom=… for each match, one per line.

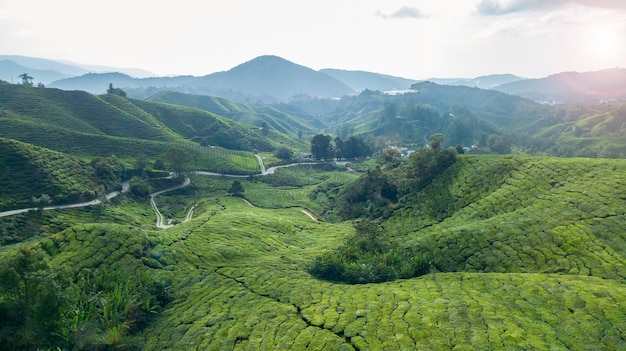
left=48, top=72, right=197, bottom=95
left=494, top=68, right=626, bottom=103
left=49, top=55, right=355, bottom=102
left=424, top=73, right=523, bottom=89
left=319, top=68, right=419, bottom=92
left=0, top=59, right=68, bottom=85
left=0, top=54, right=156, bottom=79
left=187, top=55, right=353, bottom=101
left=0, top=55, right=89, bottom=78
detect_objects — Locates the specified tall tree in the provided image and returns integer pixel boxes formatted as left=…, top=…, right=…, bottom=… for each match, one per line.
left=163, top=147, right=192, bottom=176
left=310, top=134, right=333, bottom=161
left=228, top=180, right=244, bottom=196
left=18, top=73, right=33, bottom=86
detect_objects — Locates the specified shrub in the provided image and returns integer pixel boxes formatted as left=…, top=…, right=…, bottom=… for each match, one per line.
left=308, top=221, right=431, bottom=284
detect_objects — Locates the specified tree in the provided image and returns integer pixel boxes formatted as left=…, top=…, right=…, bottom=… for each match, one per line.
left=31, top=194, right=51, bottom=215
left=228, top=180, right=244, bottom=196
left=487, top=134, right=511, bottom=154
left=344, top=136, right=371, bottom=159
left=428, top=133, right=444, bottom=153
left=334, top=137, right=346, bottom=159
left=274, top=146, right=293, bottom=160
left=310, top=134, right=333, bottom=161
left=18, top=73, right=33, bottom=86
left=106, top=83, right=127, bottom=97
left=163, top=147, right=192, bottom=176
left=260, top=121, right=269, bottom=135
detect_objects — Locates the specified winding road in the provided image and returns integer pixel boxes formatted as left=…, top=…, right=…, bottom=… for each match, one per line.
left=0, top=181, right=130, bottom=218
left=0, top=155, right=334, bottom=227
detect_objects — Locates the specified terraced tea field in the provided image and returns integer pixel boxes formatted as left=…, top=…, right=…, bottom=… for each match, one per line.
left=3, top=156, right=626, bottom=350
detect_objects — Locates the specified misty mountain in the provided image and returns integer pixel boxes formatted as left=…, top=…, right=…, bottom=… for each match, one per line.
left=49, top=55, right=355, bottom=102
left=187, top=55, right=353, bottom=101
left=424, top=74, right=524, bottom=90
left=0, top=55, right=156, bottom=81
left=494, top=68, right=626, bottom=103
left=0, top=55, right=89, bottom=78
left=48, top=72, right=196, bottom=94
left=319, top=68, right=419, bottom=92
left=0, top=59, right=67, bottom=85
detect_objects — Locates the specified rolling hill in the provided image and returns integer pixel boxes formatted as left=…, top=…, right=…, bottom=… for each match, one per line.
left=0, top=138, right=98, bottom=210
left=319, top=68, right=419, bottom=92
left=2, top=62, right=626, bottom=349
left=146, top=90, right=323, bottom=138
left=424, top=73, right=523, bottom=90
left=0, top=81, right=304, bottom=155
left=494, top=68, right=626, bottom=103
left=1, top=154, right=623, bottom=350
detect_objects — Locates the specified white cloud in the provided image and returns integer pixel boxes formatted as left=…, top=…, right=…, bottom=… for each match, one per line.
left=376, top=6, right=428, bottom=20
left=475, top=0, right=626, bottom=15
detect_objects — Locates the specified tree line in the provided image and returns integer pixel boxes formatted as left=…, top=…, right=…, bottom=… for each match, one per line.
left=310, top=134, right=372, bottom=160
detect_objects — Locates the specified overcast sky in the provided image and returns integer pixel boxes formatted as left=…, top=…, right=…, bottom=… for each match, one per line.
left=1, top=0, right=625, bottom=79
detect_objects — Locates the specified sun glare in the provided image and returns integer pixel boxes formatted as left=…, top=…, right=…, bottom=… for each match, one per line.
left=584, top=24, right=623, bottom=63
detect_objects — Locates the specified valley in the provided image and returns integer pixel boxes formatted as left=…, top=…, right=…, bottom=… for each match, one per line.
left=0, top=61, right=625, bottom=350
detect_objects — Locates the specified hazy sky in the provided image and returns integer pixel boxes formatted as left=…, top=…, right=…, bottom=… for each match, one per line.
left=1, top=0, right=625, bottom=79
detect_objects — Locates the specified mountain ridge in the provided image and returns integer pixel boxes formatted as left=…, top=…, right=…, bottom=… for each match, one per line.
left=494, top=67, right=626, bottom=102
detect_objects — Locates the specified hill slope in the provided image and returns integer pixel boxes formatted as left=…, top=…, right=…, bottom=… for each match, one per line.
left=0, top=138, right=98, bottom=210
left=146, top=91, right=322, bottom=137
left=0, top=81, right=302, bottom=159
left=319, top=68, right=419, bottom=92
left=1, top=155, right=621, bottom=350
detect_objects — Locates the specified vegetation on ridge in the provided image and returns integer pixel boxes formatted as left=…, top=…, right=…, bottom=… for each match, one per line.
left=1, top=73, right=626, bottom=350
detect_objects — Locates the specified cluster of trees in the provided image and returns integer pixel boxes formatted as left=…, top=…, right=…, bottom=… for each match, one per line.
left=337, top=134, right=458, bottom=219
left=308, top=221, right=431, bottom=284
left=308, top=134, right=457, bottom=284
left=106, top=83, right=127, bottom=97
left=0, top=248, right=171, bottom=350
left=310, top=134, right=371, bottom=160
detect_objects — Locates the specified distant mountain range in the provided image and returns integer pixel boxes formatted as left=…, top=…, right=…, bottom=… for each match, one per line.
left=0, top=55, right=155, bottom=84
left=2, top=54, right=625, bottom=103
left=424, top=74, right=524, bottom=90
left=493, top=68, right=626, bottom=103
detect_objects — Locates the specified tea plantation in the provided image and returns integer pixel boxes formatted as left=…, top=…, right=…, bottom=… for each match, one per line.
left=1, top=156, right=624, bottom=350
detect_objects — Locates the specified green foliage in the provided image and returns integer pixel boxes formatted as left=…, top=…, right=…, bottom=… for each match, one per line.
left=310, top=134, right=333, bottom=160
left=274, top=146, right=293, bottom=160
left=0, top=247, right=68, bottom=350
left=106, top=83, right=127, bottom=97
left=0, top=138, right=99, bottom=210
left=227, top=180, right=244, bottom=196
left=162, top=146, right=193, bottom=175
left=338, top=138, right=458, bottom=219
left=309, top=221, right=431, bottom=284
left=91, top=155, right=126, bottom=191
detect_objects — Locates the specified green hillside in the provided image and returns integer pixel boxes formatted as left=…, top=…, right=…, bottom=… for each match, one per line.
left=0, top=138, right=98, bottom=211
left=0, top=82, right=304, bottom=176
left=386, top=155, right=626, bottom=277
left=1, top=155, right=625, bottom=350
left=146, top=91, right=322, bottom=138
left=522, top=104, right=626, bottom=157
left=131, top=99, right=307, bottom=151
